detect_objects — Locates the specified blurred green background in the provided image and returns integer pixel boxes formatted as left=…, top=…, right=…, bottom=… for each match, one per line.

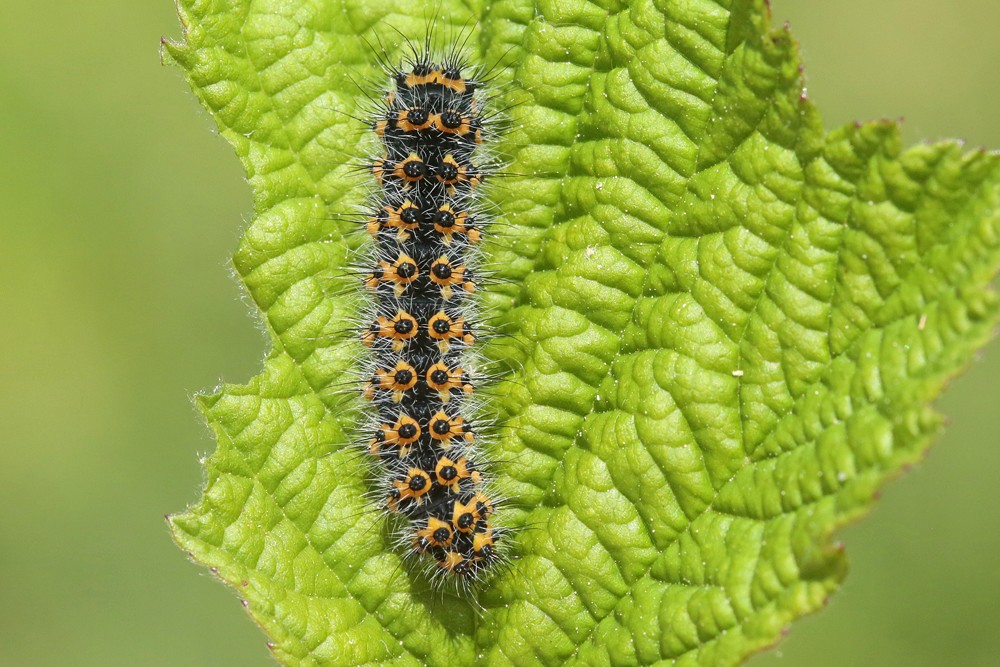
left=0, top=1, right=996, bottom=665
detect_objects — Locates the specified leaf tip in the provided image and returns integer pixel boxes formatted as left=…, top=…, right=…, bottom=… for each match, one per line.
left=159, top=37, right=187, bottom=67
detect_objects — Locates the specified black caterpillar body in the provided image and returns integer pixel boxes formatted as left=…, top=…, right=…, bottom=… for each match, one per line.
left=357, top=44, right=502, bottom=582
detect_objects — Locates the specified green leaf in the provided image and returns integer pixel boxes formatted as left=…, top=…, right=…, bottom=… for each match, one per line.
left=165, top=0, right=1000, bottom=665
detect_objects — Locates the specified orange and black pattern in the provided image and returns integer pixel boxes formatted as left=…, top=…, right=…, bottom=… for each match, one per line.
left=359, top=47, right=500, bottom=581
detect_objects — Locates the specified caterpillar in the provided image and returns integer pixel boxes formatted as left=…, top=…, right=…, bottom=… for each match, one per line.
left=351, top=34, right=505, bottom=585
